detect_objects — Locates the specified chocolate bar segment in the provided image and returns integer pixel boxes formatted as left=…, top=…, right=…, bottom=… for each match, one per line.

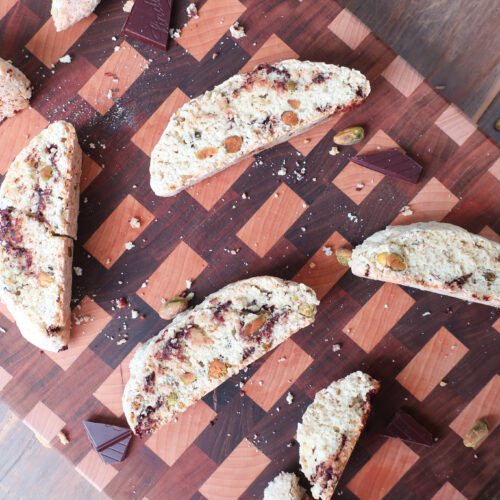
left=83, top=421, right=132, bottom=463
left=351, top=149, right=423, bottom=184
left=382, top=410, right=434, bottom=446
left=122, top=0, right=173, bottom=51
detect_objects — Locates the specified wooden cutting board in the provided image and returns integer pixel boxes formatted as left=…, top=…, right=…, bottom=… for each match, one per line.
left=0, top=0, right=499, bottom=498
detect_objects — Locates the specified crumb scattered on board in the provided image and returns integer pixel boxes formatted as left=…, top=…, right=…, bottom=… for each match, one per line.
left=229, top=22, right=246, bottom=39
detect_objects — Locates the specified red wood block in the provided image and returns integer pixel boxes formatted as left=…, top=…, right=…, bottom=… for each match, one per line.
left=146, top=445, right=217, bottom=500
left=0, top=0, right=16, bottom=20
left=93, top=344, right=142, bottom=417
left=392, top=176, right=459, bottom=225
left=449, top=374, right=500, bottom=449
left=493, top=316, right=500, bottom=334
left=187, top=157, right=253, bottom=211
left=45, top=296, right=112, bottom=371
left=136, top=241, right=208, bottom=312
left=397, top=327, right=469, bottom=401
left=382, top=56, right=425, bottom=98
left=237, top=183, right=307, bottom=257
left=328, top=8, right=371, bottom=50
left=178, top=0, right=246, bottom=61
left=0, top=301, right=14, bottom=322
left=199, top=439, right=270, bottom=500
left=488, top=156, right=500, bottom=182
left=83, top=194, right=155, bottom=268
left=343, top=283, right=415, bottom=353
left=78, top=41, right=149, bottom=115
left=432, top=482, right=467, bottom=500
left=479, top=225, right=500, bottom=244
left=293, top=231, right=351, bottom=299
left=239, top=33, right=298, bottom=74
left=435, top=104, right=477, bottom=146
left=80, top=154, right=102, bottom=192
left=131, top=88, right=190, bottom=157
left=146, top=400, right=216, bottom=465
left=243, top=339, right=313, bottom=411
left=0, top=107, right=48, bottom=174
left=23, top=401, right=65, bottom=444
left=0, top=366, right=13, bottom=392
left=347, top=439, right=420, bottom=500
left=26, top=14, right=97, bottom=68
left=76, top=449, right=119, bottom=492
left=333, top=129, right=402, bottom=204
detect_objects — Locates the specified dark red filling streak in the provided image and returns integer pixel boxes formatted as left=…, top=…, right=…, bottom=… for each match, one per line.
left=446, top=273, right=472, bottom=288
left=0, top=208, right=32, bottom=269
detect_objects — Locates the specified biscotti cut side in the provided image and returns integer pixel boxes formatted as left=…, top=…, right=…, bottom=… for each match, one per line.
left=51, top=0, right=101, bottom=31
left=263, top=472, right=307, bottom=500
left=123, top=276, right=319, bottom=435
left=350, top=222, right=500, bottom=308
left=0, top=121, right=82, bottom=239
left=297, top=371, right=380, bottom=500
left=150, top=60, right=370, bottom=196
left=0, top=58, right=31, bottom=121
left=0, top=208, right=73, bottom=351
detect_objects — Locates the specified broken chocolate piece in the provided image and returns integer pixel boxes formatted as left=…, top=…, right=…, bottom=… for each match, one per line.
left=382, top=410, right=434, bottom=446
left=83, top=421, right=132, bottom=464
left=122, top=0, right=173, bottom=51
left=351, top=149, right=423, bottom=184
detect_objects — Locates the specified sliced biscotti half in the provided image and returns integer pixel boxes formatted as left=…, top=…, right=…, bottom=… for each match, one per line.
left=0, top=121, right=82, bottom=239
left=0, top=208, right=73, bottom=352
left=349, top=222, right=500, bottom=308
left=263, top=472, right=307, bottom=500
left=297, top=371, right=380, bottom=500
left=150, top=60, right=370, bottom=196
left=123, top=276, right=319, bottom=435
left=51, top=0, right=101, bottom=31
left=0, top=58, right=31, bottom=121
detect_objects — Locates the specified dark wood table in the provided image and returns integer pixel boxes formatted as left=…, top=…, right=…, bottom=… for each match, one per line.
left=0, top=0, right=498, bottom=499
left=339, top=0, right=500, bottom=145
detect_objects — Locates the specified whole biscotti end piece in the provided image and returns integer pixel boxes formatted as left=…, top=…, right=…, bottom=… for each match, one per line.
left=123, top=276, right=319, bottom=435
left=297, top=371, right=380, bottom=500
left=150, top=60, right=370, bottom=196
left=0, top=58, right=31, bottom=121
left=350, top=222, right=500, bottom=308
left=0, top=120, right=82, bottom=239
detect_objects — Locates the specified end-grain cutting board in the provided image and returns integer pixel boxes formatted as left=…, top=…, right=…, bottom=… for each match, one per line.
left=0, top=0, right=499, bottom=498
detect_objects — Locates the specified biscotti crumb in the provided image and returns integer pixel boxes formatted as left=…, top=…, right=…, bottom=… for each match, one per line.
left=286, top=392, right=294, bottom=404
left=169, top=28, right=181, bottom=39
left=123, top=0, right=134, bottom=12
left=399, top=205, right=414, bottom=216
left=117, top=338, right=128, bottom=345
left=58, top=430, right=70, bottom=445
left=277, top=167, right=287, bottom=176
left=129, top=217, right=141, bottom=228
left=329, top=146, right=340, bottom=156
left=332, top=343, right=341, bottom=352
left=131, top=309, right=139, bottom=319
left=73, top=266, right=82, bottom=276
left=322, top=246, right=333, bottom=256
left=125, top=241, right=135, bottom=250
left=185, top=279, right=192, bottom=289
left=59, top=54, right=72, bottom=64
left=229, top=22, right=246, bottom=39
left=186, top=3, right=198, bottom=18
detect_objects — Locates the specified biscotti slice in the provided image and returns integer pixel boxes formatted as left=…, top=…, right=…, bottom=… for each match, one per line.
left=0, top=58, right=31, bottom=121
left=297, top=371, right=380, bottom=500
left=0, top=208, right=73, bottom=352
left=150, top=60, right=370, bottom=196
left=0, top=121, right=82, bottom=239
left=51, top=0, right=101, bottom=31
left=263, top=472, right=307, bottom=500
left=348, top=222, right=500, bottom=308
left=123, top=276, right=319, bottom=435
